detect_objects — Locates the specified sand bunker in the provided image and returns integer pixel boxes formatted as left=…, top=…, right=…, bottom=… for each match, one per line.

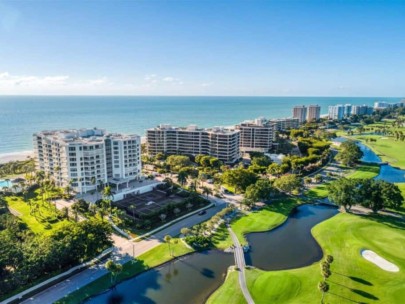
left=361, top=250, right=399, bottom=272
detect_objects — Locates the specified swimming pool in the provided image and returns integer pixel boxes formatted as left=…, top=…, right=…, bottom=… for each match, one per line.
left=0, top=180, right=12, bottom=188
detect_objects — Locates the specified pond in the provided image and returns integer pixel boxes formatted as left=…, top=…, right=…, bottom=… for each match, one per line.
left=245, top=204, right=338, bottom=270
left=357, top=141, right=405, bottom=183
left=334, top=137, right=405, bottom=183
left=85, top=250, right=233, bottom=304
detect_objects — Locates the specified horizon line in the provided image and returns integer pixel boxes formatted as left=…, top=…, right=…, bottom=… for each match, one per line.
left=0, top=94, right=404, bottom=99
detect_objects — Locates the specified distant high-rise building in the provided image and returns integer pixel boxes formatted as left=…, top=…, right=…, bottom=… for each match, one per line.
left=147, top=125, right=240, bottom=164
left=269, top=118, right=300, bottom=131
left=352, top=104, right=373, bottom=116
left=292, top=105, right=307, bottom=123
left=306, top=105, right=321, bottom=121
left=236, top=118, right=276, bottom=153
left=344, top=104, right=352, bottom=117
left=328, top=105, right=345, bottom=120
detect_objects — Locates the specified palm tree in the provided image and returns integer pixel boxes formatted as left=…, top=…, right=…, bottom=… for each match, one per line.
left=177, top=171, right=188, bottom=186
left=180, top=227, right=191, bottom=236
left=102, top=185, right=113, bottom=214
left=105, top=260, right=123, bottom=285
left=129, top=204, right=136, bottom=219
left=325, top=255, right=334, bottom=264
left=318, top=281, right=329, bottom=304
left=71, top=203, right=80, bottom=222
left=164, top=235, right=172, bottom=256
left=201, top=186, right=212, bottom=199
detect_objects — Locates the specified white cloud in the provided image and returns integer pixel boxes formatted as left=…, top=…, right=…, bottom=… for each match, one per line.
left=162, top=76, right=183, bottom=85
left=201, top=82, right=213, bottom=87
left=88, top=77, right=109, bottom=86
left=0, top=71, right=194, bottom=95
left=0, top=72, right=69, bottom=87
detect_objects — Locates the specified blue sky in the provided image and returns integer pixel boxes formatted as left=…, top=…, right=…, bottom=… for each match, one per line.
left=1, top=0, right=405, bottom=96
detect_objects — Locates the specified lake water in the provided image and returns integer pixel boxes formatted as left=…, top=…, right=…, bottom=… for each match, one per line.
left=245, top=204, right=338, bottom=270
left=334, top=137, right=405, bottom=183
left=86, top=204, right=337, bottom=304
left=0, top=96, right=400, bottom=155
left=85, top=250, right=233, bottom=304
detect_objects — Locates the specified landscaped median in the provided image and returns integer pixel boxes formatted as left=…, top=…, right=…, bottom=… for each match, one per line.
left=208, top=212, right=405, bottom=303
left=56, top=238, right=194, bottom=304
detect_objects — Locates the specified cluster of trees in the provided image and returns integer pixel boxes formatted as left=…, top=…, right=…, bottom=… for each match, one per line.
left=248, top=156, right=273, bottom=174
left=194, top=154, right=221, bottom=168
left=181, top=206, right=234, bottom=249
left=336, top=140, right=363, bottom=167
left=0, top=213, right=112, bottom=297
left=273, top=174, right=303, bottom=195
left=244, top=179, right=276, bottom=205
left=221, top=168, right=258, bottom=193
left=0, top=159, right=35, bottom=178
left=328, top=178, right=404, bottom=212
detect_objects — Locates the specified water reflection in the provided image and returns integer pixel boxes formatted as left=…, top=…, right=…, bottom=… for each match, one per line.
left=85, top=251, right=233, bottom=304
left=245, top=204, right=338, bottom=270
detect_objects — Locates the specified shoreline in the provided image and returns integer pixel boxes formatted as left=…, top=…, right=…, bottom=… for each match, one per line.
left=0, top=151, right=34, bottom=164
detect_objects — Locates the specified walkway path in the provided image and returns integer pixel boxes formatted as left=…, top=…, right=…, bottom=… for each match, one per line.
left=228, top=226, right=255, bottom=304
left=17, top=196, right=226, bottom=304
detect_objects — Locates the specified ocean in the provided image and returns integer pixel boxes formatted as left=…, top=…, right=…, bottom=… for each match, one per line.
left=0, top=95, right=401, bottom=155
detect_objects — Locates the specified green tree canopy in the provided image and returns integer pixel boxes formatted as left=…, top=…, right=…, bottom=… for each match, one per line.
left=336, top=140, right=363, bottom=167
left=221, top=168, right=258, bottom=193
left=273, top=174, right=303, bottom=194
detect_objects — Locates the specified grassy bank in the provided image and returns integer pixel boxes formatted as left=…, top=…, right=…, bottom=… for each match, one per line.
left=208, top=212, right=405, bottom=303
left=56, top=238, right=193, bottom=304
left=206, top=270, right=246, bottom=304
left=346, top=163, right=380, bottom=179
left=354, top=134, right=405, bottom=169
left=305, top=183, right=330, bottom=199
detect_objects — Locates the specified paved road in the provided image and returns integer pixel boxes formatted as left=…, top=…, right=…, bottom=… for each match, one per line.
left=19, top=197, right=226, bottom=304
left=228, top=227, right=255, bottom=304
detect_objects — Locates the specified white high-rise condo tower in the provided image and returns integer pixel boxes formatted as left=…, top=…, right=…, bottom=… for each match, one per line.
left=33, top=128, right=141, bottom=194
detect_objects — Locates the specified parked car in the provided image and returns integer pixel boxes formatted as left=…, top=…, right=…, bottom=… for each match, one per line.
left=198, top=210, right=207, bottom=216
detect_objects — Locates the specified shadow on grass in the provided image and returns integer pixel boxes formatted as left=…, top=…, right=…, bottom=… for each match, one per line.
left=266, top=198, right=300, bottom=216
left=349, top=276, right=373, bottom=286
left=363, top=213, right=405, bottom=230
left=328, top=292, right=363, bottom=303
left=351, top=289, right=379, bottom=300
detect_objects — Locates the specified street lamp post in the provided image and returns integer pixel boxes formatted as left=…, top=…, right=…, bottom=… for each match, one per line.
left=132, top=242, right=137, bottom=263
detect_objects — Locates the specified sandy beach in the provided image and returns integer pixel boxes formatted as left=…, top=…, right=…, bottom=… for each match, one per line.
left=0, top=151, right=34, bottom=164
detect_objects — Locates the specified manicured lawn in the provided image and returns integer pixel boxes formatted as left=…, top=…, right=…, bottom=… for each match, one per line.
left=232, top=198, right=300, bottom=246
left=208, top=213, right=405, bottom=303
left=347, top=163, right=380, bottom=179
left=57, top=238, right=193, bottom=304
left=206, top=270, right=246, bottom=304
left=211, top=223, right=233, bottom=250
left=305, top=183, right=330, bottom=199
left=354, top=134, right=405, bottom=169
left=5, top=192, right=70, bottom=235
